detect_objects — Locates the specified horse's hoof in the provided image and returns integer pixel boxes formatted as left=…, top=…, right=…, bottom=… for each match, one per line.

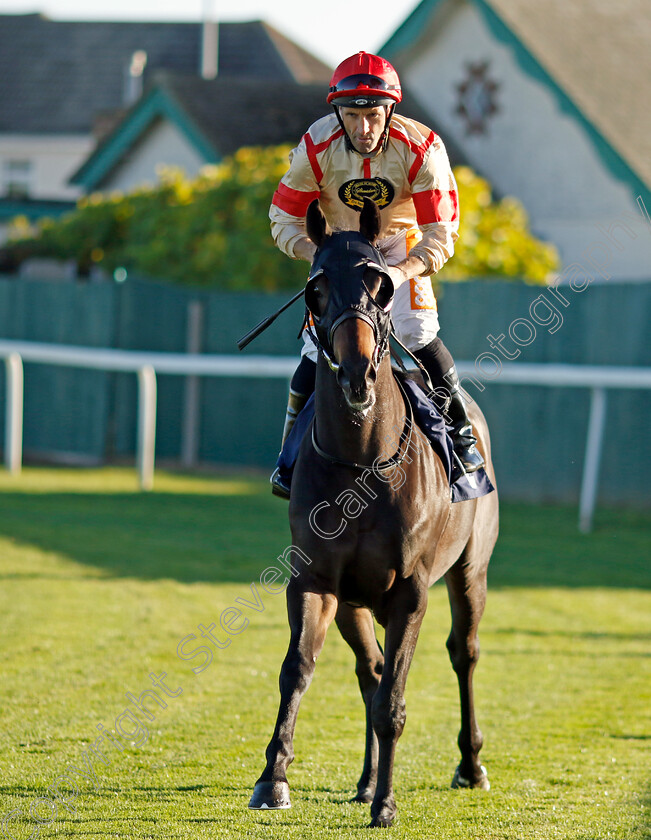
left=451, top=764, right=490, bottom=791
left=350, top=788, right=374, bottom=804
left=368, top=812, right=395, bottom=828
left=369, top=801, right=397, bottom=827
left=248, top=780, right=291, bottom=809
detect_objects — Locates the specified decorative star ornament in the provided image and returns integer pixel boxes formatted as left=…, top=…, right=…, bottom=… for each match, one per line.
left=455, top=61, right=500, bottom=135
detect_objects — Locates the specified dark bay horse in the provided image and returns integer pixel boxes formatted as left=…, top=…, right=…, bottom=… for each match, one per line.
left=249, top=199, right=499, bottom=827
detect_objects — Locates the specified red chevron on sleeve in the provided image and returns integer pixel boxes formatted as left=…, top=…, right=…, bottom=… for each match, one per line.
left=412, top=189, right=459, bottom=224
left=304, top=128, right=345, bottom=183
left=407, top=130, right=437, bottom=184
left=272, top=182, right=321, bottom=217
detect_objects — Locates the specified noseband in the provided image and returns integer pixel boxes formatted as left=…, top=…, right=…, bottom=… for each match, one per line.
left=304, top=233, right=394, bottom=374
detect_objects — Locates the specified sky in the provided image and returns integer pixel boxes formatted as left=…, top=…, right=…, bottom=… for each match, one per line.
left=0, top=0, right=422, bottom=67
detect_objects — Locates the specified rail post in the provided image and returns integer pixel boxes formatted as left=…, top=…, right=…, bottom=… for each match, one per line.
left=4, top=353, right=23, bottom=475
left=181, top=299, right=203, bottom=468
left=578, top=387, right=607, bottom=533
left=137, top=365, right=157, bottom=491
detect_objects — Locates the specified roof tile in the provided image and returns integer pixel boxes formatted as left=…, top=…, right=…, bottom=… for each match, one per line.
left=0, top=14, right=332, bottom=134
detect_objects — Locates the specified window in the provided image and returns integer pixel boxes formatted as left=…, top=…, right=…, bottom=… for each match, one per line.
left=2, top=159, right=33, bottom=198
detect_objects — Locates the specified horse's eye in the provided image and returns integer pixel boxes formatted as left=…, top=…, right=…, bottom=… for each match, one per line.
left=365, top=270, right=393, bottom=310
left=305, top=276, right=328, bottom=318
left=375, top=276, right=393, bottom=309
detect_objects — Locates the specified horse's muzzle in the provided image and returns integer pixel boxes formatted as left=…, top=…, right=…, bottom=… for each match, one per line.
left=336, top=356, right=377, bottom=412
left=331, top=311, right=380, bottom=412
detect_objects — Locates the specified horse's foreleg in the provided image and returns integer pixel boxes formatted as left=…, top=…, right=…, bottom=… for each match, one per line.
left=335, top=603, right=384, bottom=803
left=369, top=578, right=427, bottom=828
left=445, top=552, right=490, bottom=790
left=249, top=587, right=338, bottom=810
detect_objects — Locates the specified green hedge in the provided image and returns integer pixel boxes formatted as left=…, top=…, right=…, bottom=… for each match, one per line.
left=6, top=147, right=559, bottom=290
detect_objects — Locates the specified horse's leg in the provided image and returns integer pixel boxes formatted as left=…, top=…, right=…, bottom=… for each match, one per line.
left=249, top=587, right=338, bottom=809
left=335, top=603, right=384, bottom=803
left=444, top=548, right=490, bottom=790
left=369, top=577, right=427, bottom=828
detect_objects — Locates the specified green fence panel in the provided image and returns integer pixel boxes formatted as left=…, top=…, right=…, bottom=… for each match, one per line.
left=1, top=274, right=649, bottom=504
left=435, top=280, right=651, bottom=505
left=200, top=291, right=303, bottom=468
left=108, top=277, right=202, bottom=460
left=0, top=276, right=115, bottom=461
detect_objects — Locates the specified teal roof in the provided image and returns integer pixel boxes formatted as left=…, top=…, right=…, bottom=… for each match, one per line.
left=0, top=197, right=75, bottom=222
left=381, top=0, right=650, bottom=204
left=70, top=74, right=327, bottom=192
left=70, top=84, right=217, bottom=191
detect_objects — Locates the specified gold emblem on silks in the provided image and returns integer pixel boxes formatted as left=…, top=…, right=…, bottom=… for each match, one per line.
left=338, top=178, right=395, bottom=211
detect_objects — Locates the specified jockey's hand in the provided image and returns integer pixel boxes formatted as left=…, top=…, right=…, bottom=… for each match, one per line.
left=293, top=238, right=317, bottom=264
left=386, top=265, right=409, bottom=290
left=386, top=254, right=430, bottom=289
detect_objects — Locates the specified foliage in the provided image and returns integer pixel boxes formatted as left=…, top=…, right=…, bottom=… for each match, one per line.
left=7, top=149, right=559, bottom=290
left=436, top=166, right=560, bottom=283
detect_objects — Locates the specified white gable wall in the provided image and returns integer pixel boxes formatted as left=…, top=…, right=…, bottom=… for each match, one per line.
left=102, top=118, right=207, bottom=192
left=400, top=0, right=651, bottom=280
left=0, top=134, right=92, bottom=201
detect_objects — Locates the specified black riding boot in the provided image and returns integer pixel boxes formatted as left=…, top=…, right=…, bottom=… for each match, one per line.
left=414, top=338, right=485, bottom=475
left=270, top=357, right=316, bottom=499
left=442, top=365, right=485, bottom=473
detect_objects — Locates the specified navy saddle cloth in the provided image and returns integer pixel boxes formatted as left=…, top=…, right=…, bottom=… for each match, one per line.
left=277, top=374, right=494, bottom=503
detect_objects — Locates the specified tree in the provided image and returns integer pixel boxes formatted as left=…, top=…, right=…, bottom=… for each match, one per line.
left=6, top=147, right=558, bottom=289
left=436, top=166, right=559, bottom=283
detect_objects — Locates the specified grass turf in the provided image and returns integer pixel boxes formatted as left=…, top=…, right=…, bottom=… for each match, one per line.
left=0, top=467, right=649, bottom=839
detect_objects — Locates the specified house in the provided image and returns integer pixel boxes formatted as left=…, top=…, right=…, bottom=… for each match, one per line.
left=381, top=0, right=651, bottom=281
left=69, top=73, right=329, bottom=193
left=0, top=14, right=331, bottom=237
left=69, top=72, right=439, bottom=194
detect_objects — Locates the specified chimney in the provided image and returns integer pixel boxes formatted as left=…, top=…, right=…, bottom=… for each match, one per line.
left=124, top=50, right=147, bottom=105
left=201, top=1, right=218, bottom=79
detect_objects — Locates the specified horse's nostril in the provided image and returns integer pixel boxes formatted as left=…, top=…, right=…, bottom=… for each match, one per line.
left=339, top=363, right=371, bottom=395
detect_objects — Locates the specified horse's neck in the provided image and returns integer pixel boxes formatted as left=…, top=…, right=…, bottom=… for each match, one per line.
left=314, top=357, right=405, bottom=465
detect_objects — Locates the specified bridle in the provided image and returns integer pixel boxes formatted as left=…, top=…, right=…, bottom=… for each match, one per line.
left=310, top=375, right=416, bottom=473
left=303, top=232, right=394, bottom=377
left=303, top=231, right=417, bottom=472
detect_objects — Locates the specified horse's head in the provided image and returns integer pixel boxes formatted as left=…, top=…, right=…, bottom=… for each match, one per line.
left=303, top=198, right=394, bottom=412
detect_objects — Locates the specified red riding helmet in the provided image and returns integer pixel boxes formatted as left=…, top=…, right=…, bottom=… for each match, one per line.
left=327, top=52, right=402, bottom=108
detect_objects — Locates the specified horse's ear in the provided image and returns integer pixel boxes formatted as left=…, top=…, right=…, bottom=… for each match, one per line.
left=359, top=198, right=381, bottom=244
left=306, top=200, right=327, bottom=248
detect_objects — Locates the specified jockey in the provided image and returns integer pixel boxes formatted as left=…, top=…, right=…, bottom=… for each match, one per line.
left=269, top=51, right=484, bottom=498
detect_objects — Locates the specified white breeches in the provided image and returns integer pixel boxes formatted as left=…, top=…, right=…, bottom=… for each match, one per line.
left=301, top=230, right=439, bottom=362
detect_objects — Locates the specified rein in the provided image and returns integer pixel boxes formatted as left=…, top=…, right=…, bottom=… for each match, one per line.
left=389, top=331, right=434, bottom=393
left=311, top=375, right=415, bottom=472
left=305, top=315, right=390, bottom=375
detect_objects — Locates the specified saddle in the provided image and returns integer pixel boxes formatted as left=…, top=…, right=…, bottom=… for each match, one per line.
left=276, top=367, right=494, bottom=504
left=390, top=368, right=494, bottom=502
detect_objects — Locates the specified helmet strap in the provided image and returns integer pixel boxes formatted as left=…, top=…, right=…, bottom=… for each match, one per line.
left=380, top=104, right=395, bottom=152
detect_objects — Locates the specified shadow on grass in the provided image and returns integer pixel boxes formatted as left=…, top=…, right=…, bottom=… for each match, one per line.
left=491, top=627, right=651, bottom=641
left=0, top=489, right=648, bottom=588
left=0, top=491, right=290, bottom=584
left=488, top=503, right=651, bottom=590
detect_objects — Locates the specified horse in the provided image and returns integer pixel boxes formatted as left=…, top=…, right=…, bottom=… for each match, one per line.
left=249, top=198, right=499, bottom=827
